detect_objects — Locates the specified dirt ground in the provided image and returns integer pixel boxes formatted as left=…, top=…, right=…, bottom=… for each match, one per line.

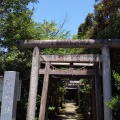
left=57, top=101, right=84, bottom=120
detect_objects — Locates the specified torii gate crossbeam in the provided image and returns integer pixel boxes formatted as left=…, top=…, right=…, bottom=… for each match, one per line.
left=17, top=39, right=120, bottom=48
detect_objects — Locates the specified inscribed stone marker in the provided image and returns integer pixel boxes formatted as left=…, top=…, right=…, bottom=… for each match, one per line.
left=1, top=71, right=19, bottom=120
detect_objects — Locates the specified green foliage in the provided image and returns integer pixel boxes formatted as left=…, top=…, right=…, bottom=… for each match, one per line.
left=113, top=71, right=120, bottom=90
left=0, top=46, right=32, bottom=75
left=106, top=96, right=120, bottom=110
left=0, top=0, right=38, bottom=41
left=78, top=13, right=94, bottom=39
left=2, top=12, right=41, bottom=46
left=106, top=71, right=120, bottom=111
left=80, top=79, right=91, bottom=93
left=35, top=20, right=70, bottom=39
left=72, top=34, right=78, bottom=39
left=79, top=79, right=91, bottom=119
left=77, top=0, right=120, bottom=39
left=48, top=106, right=55, bottom=111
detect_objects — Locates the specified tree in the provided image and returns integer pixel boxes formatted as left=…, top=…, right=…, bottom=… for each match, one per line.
left=78, top=0, right=120, bottom=39
left=78, top=13, right=94, bottom=39
left=0, top=0, right=38, bottom=40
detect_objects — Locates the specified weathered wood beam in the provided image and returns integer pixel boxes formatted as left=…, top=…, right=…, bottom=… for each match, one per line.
left=65, top=87, right=77, bottom=89
left=39, top=69, right=95, bottom=75
left=66, top=83, right=78, bottom=86
left=66, top=86, right=78, bottom=88
left=17, top=39, right=120, bottom=48
left=51, top=75, right=92, bottom=79
left=50, top=62, right=94, bottom=66
left=69, top=81, right=80, bottom=84
left=40, top=54, right=102, bottom=62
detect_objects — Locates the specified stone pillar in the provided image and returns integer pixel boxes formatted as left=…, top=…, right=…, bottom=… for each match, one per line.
left=1, top=71, right=19, bottom=120
left=26, top=46, right=40, bottom=120
left=39, top=62, right=50, bottom=120
left=102, top=45, right=112, bottom=120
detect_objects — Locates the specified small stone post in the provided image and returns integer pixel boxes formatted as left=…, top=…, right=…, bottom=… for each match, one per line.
left=1, top=71, right=19, bottom=120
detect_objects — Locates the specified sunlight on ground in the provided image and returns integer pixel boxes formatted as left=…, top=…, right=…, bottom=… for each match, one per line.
left=57, top=101, right=84, bottom=120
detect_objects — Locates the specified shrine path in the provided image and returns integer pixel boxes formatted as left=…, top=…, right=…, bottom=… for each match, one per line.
left=57, top=101, right=84, bottom=120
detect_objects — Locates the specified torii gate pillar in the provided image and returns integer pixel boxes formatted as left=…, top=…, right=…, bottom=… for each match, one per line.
left=26, top=46, right=40, bottom=120
left=102, top=45, right=112, bottom=120
left=39, top=62, right=50, bottom=120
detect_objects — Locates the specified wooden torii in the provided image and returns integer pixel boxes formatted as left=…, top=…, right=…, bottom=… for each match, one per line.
left=39, top=55, right=101, bottom=120
left=17, top=39, right=120, bottom=120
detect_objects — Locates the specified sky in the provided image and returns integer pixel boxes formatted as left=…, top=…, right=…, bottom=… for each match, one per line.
left=29, top=0, right=95, bottom=37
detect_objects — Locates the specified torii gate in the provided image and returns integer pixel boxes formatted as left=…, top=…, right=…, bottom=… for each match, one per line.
left=18, top=39, right=120, bottom=120
left=39, top=54, right=102, bottom=120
